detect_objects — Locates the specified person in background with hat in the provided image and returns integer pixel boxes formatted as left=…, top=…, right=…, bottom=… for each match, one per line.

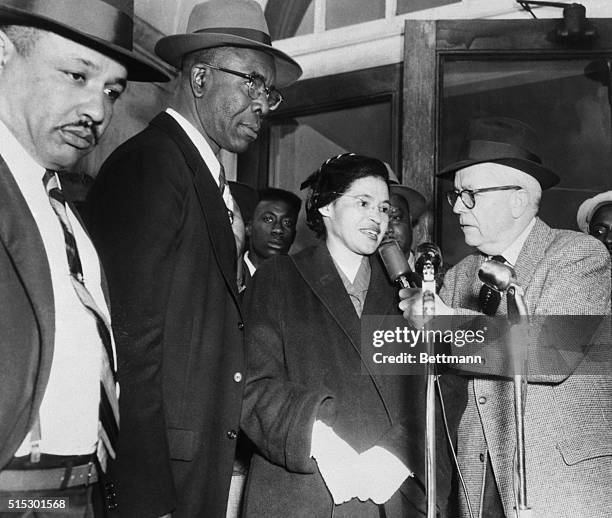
left=399, top=117, right=611, bottom=517
left=577, top=190, right=612, bottom=260
left=382, top=163, right=427, bottom=269
left=0, top=0, right=168, bottom=516
left=85, top=1, right=301, bottom=517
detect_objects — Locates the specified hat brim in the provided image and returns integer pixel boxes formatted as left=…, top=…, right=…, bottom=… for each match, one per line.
left=437, top=157, right=560, bottom=190
left=389, top=184, right=427, bottom=220
left=0, top=5, right=171, bottom=82
left=576, top=191, right=612, bottom=233
left=155, top=33, right=302, bottom=87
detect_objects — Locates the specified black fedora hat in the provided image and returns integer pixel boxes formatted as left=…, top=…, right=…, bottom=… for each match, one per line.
left=155, top=0, right=302, bottom=87
left=437, top=117, right=560, bottom=190
left=0, top=0, right=170, bottom=82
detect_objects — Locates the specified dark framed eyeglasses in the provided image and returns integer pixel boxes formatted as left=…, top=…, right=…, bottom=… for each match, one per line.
left=446, top=185, right=522, bottom=209
left=199, top=62, right=283, bottom=110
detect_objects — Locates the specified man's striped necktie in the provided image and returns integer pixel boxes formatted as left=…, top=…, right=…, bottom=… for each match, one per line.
left=42, top=170, right=119, bottom=472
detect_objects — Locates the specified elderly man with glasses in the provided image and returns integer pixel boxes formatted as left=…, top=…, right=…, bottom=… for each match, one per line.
left=85, top=1, right=301, bottom=517
left=400, top=117, right=612, bottom=518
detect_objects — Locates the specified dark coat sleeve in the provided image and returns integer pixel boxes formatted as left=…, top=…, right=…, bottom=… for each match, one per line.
left=86, top=140, right=186, bottom=516
left=241, top=259, right=337, bottom=474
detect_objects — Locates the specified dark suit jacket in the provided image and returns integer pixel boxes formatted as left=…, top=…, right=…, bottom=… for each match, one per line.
left=86, top=112, right=245, bottom=518
left=0, top=157, right=55, bottom=470
left=241, top=244, right=466, bottom=518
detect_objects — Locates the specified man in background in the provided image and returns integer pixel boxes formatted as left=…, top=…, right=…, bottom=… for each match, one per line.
left=383, top=165, right=426, bottom=269
left=243, top=187, right=301, bottom=286
left=86, top=1, right=301, bottom=516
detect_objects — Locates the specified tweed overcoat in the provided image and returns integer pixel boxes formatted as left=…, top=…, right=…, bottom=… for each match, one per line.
left=440, top=217, right=612, bottom=518
left=86, top=112, right=245, bottom=518
left=240, top=243, right=467, bottom=518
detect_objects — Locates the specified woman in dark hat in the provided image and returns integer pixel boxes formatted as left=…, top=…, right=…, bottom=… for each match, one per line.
left=240, top=154, right=464, bottom=517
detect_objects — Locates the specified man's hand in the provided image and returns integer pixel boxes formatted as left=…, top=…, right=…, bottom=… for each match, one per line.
left=398, top=287, right=454, bottom=324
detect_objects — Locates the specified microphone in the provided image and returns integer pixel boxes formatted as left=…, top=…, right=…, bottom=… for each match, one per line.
left=414, top=242, right=443, bottom=277
left=478, top=260, right=528, bottom=319
left=378, top=239, right=419, bottom=288
left=414, top=243, right=442, bottom=316
left=478, top=260, right=514, bottom=292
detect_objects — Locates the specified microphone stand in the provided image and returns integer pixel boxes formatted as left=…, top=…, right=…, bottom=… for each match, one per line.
left=479, top=260, right=532, bottom=518
left=506, top=285, right=532, bottom=518
left=420, top=256, right=437, bottom=518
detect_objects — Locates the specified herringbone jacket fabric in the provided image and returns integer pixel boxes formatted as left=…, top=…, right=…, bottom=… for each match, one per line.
left=440, top=217, right=612, bottom=518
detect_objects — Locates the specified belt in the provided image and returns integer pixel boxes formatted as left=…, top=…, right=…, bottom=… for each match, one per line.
left=0, top=463, right=98, bottom=492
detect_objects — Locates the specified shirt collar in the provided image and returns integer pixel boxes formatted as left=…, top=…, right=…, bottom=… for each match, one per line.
left=166, top=108, right=221, bottom=186
left=499, top=217, right=536, bottom=266
left=0, top=118, right=45, bottom=181
left=243, top=251, right=257, bottom=276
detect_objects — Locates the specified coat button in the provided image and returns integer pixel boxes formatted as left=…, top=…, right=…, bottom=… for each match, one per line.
left=227, top=429, right=238, bottom=440
left=478, top=396, right=487, bottom=405
left=237, top=322, right=244, bottom=330
left=479, top=453, right=485, bottom=462
left=233, top=372, right=242, bottom=383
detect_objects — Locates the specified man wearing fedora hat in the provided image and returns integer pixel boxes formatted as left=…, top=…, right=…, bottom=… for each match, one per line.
left=85, top=1, right=301, bottom=517
left=0, top=0, right=168, bottom=516
left=577, top=191, right=612, bottom=259
left=399, top=117, right=611, bottom=517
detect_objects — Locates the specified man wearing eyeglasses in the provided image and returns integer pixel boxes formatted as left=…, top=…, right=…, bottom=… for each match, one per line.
left=85, top=1, right=301, bottom=517
left=399, top=117, right=611, bottom=518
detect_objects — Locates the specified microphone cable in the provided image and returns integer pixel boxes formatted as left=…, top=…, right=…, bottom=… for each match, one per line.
left=435, top=376, right=476, bottom=518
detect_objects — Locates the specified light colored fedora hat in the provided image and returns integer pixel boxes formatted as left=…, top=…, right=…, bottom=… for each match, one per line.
left=576, top=190, right=612, bottom=233
left=384, top=163, right=427, bottom=220
left=155, top=0, right=302, bottom=87
left=0, top=0, right=170, bottom=82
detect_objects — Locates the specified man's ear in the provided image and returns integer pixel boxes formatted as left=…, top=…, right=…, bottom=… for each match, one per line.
left=190, top=64, right=208, bottom=98
left=0, top=30, right=16, bottom=71
left=510, top=188, right=529, bottom=218
left=245, top=221, right=252, bottom=238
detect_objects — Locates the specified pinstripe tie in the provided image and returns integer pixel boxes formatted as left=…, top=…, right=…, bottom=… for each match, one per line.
left=42, top=170, right=119, bottom=473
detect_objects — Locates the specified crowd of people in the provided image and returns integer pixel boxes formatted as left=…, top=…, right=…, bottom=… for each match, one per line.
left=0, top=1, right=610, bottom=518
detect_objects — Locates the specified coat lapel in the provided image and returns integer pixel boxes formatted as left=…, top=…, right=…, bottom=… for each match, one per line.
left=0, top=157, right=55, bottom=422
left=513, top=218, right=549, bottom=308
left=292, top=244, right=363, bottom=351
left=292, top=244, right=398, bottom=356
left=150, top=113, right=242, bottom=313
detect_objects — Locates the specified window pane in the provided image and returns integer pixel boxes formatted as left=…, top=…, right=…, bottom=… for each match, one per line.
left=265, top=0, right=314, bottom=40
left=397, top=0, right=459, bottom=15
left=439, top=58, right=612, bottom=266
left=326, top=0, right=385, bottom=31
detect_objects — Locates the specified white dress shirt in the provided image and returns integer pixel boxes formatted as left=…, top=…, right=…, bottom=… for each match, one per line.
left=166, top=108, right=237, bottom=214
left=0, top=120, right=111, bottom=457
